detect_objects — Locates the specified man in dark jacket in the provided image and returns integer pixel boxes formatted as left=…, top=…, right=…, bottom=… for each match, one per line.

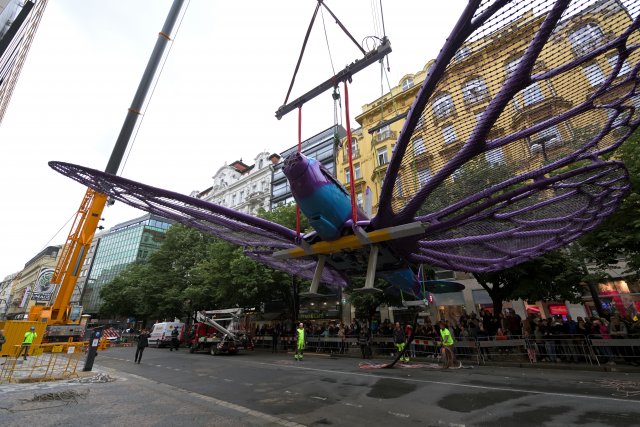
left=135, top=330, right=149, bottom=364
left=170, top=327, right=180, bottom=351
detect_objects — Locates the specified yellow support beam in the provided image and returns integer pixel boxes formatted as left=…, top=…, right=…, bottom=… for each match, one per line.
left=273, top=222, right=425, bottom=259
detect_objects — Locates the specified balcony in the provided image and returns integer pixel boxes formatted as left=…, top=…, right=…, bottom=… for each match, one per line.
left=511, top=96, right=572, bottom=129
left=342, top=149, right=361, bottom=162
left=372, top=130, right=397, bottom=146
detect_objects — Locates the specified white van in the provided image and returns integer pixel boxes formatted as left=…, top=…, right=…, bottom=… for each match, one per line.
left=148, top=321, right=184, bottom=347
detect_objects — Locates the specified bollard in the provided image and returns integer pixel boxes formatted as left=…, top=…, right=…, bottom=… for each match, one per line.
left=83, top=327, right=104, bottom=372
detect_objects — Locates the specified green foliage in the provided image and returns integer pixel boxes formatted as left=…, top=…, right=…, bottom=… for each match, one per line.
left=99, top=204, right=310, bottom=322
left=345, top=277, right=402, bottom=321
left=578, top=133, right=640, bottom=277
left=473, top=250, right=584, bottom=313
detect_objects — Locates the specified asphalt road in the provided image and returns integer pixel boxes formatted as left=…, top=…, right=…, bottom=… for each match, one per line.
left=1, top=346, right=639, bottom=426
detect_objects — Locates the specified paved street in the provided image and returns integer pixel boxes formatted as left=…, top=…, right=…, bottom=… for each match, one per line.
left=1, top=347, right=639, bottom=426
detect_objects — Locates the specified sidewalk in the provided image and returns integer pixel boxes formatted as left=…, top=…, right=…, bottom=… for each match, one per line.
left=0, top=365, right=302, bottom=427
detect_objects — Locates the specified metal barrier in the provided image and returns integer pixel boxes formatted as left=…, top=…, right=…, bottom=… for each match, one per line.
left=589, top=337, right=640, bottom=366
left=234, top=333, right=640, bottom=368
left=0, top=342, right=87, bottom=384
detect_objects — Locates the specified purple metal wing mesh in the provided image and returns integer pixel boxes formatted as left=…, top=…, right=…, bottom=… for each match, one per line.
left=49, top=161, right=345, bottom=284
left=372, top=0, right=639, bottom=272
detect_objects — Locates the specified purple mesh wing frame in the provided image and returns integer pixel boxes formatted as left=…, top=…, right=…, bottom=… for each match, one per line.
left=49, top=161, right=348, bottom=286
left=371, top=0, right=638, bottom=272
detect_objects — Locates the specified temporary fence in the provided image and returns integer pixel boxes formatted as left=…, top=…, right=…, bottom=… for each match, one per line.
left=251, top=333, right=640, bottom=367
left=0, top=341, right=87, bottom=384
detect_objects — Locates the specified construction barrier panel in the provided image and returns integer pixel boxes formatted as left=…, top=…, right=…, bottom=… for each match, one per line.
left=0, top=341, right=87, bottom=384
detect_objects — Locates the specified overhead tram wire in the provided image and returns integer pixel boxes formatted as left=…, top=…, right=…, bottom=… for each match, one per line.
left=118, top=0, right=191, bottom=177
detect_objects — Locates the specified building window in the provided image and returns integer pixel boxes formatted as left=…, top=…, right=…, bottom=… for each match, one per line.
left=413, top=137, right=426, bottom=156
left=569, top=22, right=604, bottom=55
left=402, top=77, right=414, bottom=91
left=354, top=163, right=362, bottom=180
left=375, top=125, right=393, bottom=142
left=453, top=46, right=471, bottom=62
left=485, top=147, right=505, bottom=165
left=442, top=124, right=457, bottom=145
left=607, top=54, right=631, bottom=76
left=417, top=167, right=432, bottom=186
left=505, top=57, right=521, bottom=77
left=462, top=77, right=489, bottom=104
left=523, top=83, right=544, bottom=106
left=377, top=147, right=389, bottom=166
left=531, top=123, right=562, bottom=154
left=273, top=181, right=289, bottom=197
left=583, top=62, right=605, bottom=86
left=356, top=192, right=363, bottom=208
left=395, top=175, right=403, bottom=198
left=432, top=93, right=455, bottom=118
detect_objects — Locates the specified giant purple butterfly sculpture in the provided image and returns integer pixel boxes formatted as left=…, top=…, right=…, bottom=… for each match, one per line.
left=51, top=0, right=639, bottom=296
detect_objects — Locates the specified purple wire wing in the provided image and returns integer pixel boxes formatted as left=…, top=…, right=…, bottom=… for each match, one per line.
left=372, top=0, right=639, bottom=273
left=48, top=161, right=349, bottom=286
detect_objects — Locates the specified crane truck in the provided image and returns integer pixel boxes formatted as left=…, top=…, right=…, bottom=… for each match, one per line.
left=188, top=309, right=253, bottom=355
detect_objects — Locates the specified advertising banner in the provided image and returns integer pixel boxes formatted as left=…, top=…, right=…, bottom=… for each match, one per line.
left=31, top=267, right=55, bottom=301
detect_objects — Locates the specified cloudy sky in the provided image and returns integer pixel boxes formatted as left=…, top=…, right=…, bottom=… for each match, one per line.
left=0, top=0, right=465, bottom=275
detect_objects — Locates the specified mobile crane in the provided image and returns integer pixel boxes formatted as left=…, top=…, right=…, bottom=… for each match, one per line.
left=23, top=0, right=186, bottom=341
left=188, top=309, right=253, bottom=355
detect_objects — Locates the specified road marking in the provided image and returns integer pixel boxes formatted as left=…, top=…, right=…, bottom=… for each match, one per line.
left=344, top=402, right=362, bottom=408
left=253, top=361, right=639, bottom=404
left=388, top=411, right=410, bottom=418
left=117, top=371, right=305, bottom=427
left=311, top=396, right=326, bottom=401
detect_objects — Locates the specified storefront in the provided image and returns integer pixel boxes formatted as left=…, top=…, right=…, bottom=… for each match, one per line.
left=583, top=279, right=640, bottom=318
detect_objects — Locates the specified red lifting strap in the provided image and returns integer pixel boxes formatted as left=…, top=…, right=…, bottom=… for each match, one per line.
left=343, top=81, right=358, bottom=226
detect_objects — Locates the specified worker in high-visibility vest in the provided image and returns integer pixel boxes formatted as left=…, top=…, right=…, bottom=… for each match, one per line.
left=17, top=326, right=37, bottom=360
left=294, top=323, right=305, bottom=361
left=439, top=320, right=456, bottom=369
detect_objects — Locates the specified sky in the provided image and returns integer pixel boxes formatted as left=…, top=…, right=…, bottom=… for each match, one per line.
left=0, top=0, right=466, bottom=276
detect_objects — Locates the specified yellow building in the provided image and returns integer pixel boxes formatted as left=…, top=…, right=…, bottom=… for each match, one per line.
left=6, top=246, right=61, bottom=320
left=337, top=0, right=638, bottom=216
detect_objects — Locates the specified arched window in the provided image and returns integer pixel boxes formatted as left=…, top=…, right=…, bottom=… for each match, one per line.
left=402, top=77, right=414, bottom=91
left=462, top=77, right=489, bottom=104
left=432, top=93, right=455, bottom=118
left=454, top=46, right=471, bottom=62
left=569, top=22, right=604, bottom=55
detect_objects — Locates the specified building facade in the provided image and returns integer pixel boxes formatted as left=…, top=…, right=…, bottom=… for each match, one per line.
left=334, top=0, right=637, bottom=321
left=194, top=151, right=280, bottom=216
left=271, top=125, right=346, bottom=208
left=0, top=271, right=18, bottom=320
left=5, top=245, right=60, bottom=320
left=0, top=0, right=48, bottom=124
left=80, top=214, right=173, bottom=315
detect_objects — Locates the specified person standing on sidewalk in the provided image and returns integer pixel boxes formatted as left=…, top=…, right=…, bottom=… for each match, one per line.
left=294, top=323, right=305, bottom=361
left=135, top=329, right=149, bottom=364
left=170, top=327, right=180, bottom=351
left=16, top=327, right=37, bottom=360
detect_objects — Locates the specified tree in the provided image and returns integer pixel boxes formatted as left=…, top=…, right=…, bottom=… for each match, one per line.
left=578, top=133, right=640, bottom=276
left=473, top=250, right=584, bottom=314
